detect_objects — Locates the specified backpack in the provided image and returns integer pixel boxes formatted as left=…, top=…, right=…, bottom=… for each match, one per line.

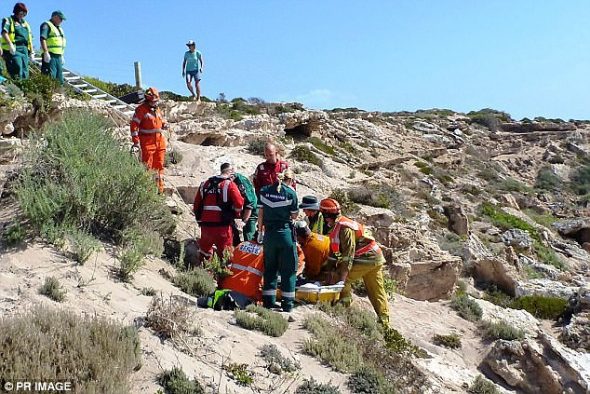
left=195, top=177, right=234, bottom=225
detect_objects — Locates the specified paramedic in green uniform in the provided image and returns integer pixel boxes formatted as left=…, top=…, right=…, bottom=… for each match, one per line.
left=257, top=169, right=299, bottom=312
left=232, top=171, right=258, bottom=243
left=40, top=10, right=66, bottom=85
left=1, top=3, right=34, bottom=80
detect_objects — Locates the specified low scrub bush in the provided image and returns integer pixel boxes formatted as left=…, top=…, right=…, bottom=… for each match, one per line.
left=510, top=295, right=568, bottom=320
left=290, top=145, right=323, bottom=167
left=223, top=362, right=254, bottom=386
left=571, top=162, right=590, bottom=195
left=308, top=137, right=335, bottom=155
left=480, top=320, right=525, bottom=341
left=432, top=333, right=462, bottom=349
left=450, top=293, right=482, bottom=322
left=259, top=344, right=300, bottom=374
left=15, top=111, right=174, bottom=275
left=414, top=161, right=432, bottom=175
left=203, top=249, right=233, bottom=281
left=535, top=166, right=561, bottom=191
left=13, top=72, right=58, bottom=111
left=234, top=305, right=289, bottom=337
left=140, top=287, right=157, bottom=296
left=84, top=76, right=135, bottom=98
left=328, top=188, right=360, bottom=216
left=157, top=367, right=205, bottom=394
left=468, top=375, right=499, bottom=394
left=0, top=307, right=141, bottom=393
left=296, top=378, right=341, bottom=394
left=247, top=137, right=269, bottom=156
left=1, top=221, right=27, bottom=246
left=145, top=295, right=192, bottom=339
left=67, top=229, right=100, bottom=264
left=348, top=366, right=394, bottom=394
left=524, top=209, right=557, bottom=228
left=39, top=276, right=66, bottom=302
left=173, top=268, right=217, bottom=297
left=494, top=177, right=532, bottom=194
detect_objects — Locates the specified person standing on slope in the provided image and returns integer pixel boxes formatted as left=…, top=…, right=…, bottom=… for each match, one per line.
left=181, top=40, right=204, bottom=102
left=1, top=3, right=34, bottom=80
left=130, top=87, right=169, bottom=193
left=253, top=142, right=293, bottom=196
left=40, top=10, right=66, bottom=84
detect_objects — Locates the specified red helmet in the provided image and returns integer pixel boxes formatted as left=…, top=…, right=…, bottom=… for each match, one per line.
left=144, top=87, right=160, bottom=102
left=319, top=198, right=341, bottom=214
left=13, top=3, right=28, bottom=14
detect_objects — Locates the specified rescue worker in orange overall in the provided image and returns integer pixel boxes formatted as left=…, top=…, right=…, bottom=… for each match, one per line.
left=294, top=220, right=331, bottom=281
left=253, top=142, right=293, bottom=196
left=320, top=198, right=390, bottom=325
left=130, top=87, right=168, bottom=193
left=193, top=163, right=244, bottom=262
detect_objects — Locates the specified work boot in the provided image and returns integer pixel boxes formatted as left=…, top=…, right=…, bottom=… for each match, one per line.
left=281, top=300, right=294, bottom=313
left=263, top=295, right=277, bottom=309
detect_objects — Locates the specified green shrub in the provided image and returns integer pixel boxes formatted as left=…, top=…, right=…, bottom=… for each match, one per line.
left=494, top=177, right=532, bottom=194
left=524, top=209, right=557, bottom=228
left=39, top=276, right=66, bottom=302
left=203, top=249, right=233, bottom=281
left=535, top=166, right=561, bottom=191
left=432, top=333, right=462, bottom=349
left=15, top=111, right=174, bottom=271
left=67, top=229, right=100, bottom=264
left=290, top=145, right=323, bottom=167
left=328, top=188, right=360, bottom=216
left=510, top=295, right=568, bottom=320
left=348, top=366, right=394, bottom=394
left=83, top=76, right=135, bottom=98
left=467, top=108, right=511, bottom=131
left=247, top=137, right=269, bottom=156
left=235, top=305, right=289, bottom=337
left=570, top=162, right=590, bottom=195
left=13, top=72, right=58, bottom=110
left=140, top=287, right=157, bottom=296
left=468, top=375, right=499, bottom=394
left=223, top=362, right=254, bottom=386
left=158, top=367, right=204, bottom=394
left=450, top=294, right=482, bottom=322
left=480, top=320, right=525, bottom=341
left=118, top=228, right=164, bottom=281
left=1, top=221, right=27, bottom=246
left=173, top=268, right=217, bottom=297
left=414, top=161, right=432, bottom=175
left=259, top=344, right=300, bottom=374
left=145, top=295, right=192, bottom=339
left=0, top=307, right=141, bottom=393
left=296, top=378, right=341, bottom=394
left=308, top=137, right=335, bottom=155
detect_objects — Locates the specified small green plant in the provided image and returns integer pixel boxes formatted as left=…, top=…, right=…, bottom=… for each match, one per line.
left=413, top=161, right=432, bottom=175
left=203, top=249, right=233, bottom=281
left=308, top=137, right=335, bottom=155
left=493, top=177, right=532, bottom=194
left=234, top=305, right=289, bottom=337
left=259, top=344, right=300, bottom=374
left=296, top=378, right=341, bottom=394
left=83, top=76, right=135, bottom=98
left=535, top=166, right=561, bottom=191
left=509, top=295, right=568, bottom=320
left=13, top=72, right=58, bottom=110
left=468, top=375, right=499, bottom=394
left=290, top=145, right=323, bottom=167
left=480, top=320, right=525, bottom=341
left=140, top=287, right=157, bottom=296
left=247, top=137, right=269, bottom=156
left=67, top=229, right=100, bottom=265
left=348, top=366, right=394, bottom=394
left=223, top=362, right=254, bottom=386
left=432, top=333, right=462, bottom=349
left=145, top=295, right=192, bottom=339
left=39, top=276, right=66, bottom=302
left=328, top=188, right=360, bottom=216
left=158, top=367, right=205, bottom=394
left=173, top=268, right=217, bottom=297
left=483, top=286, right=514, bottom=308
left=1, top=221, right=26, bottom=246
left=450, top=293, right=482, bottom=322
left=570, top=162, right=590, bottom=195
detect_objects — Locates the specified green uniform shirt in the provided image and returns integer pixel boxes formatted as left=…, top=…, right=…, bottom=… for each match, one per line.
left=233, top=173, right=257, bottom=217
left=258, top=183, right=298, bottom=229
left=2, top=17, right=30, bottom=47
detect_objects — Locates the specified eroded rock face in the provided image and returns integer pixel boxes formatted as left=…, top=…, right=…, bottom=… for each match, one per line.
left=561, top=312, right=590, bottom=352
left=483, top=334, right=590, bottom=394
left=0, top=138, right=22, bottom=164
left=515, top=279, right=578, bottom=300
left=553, top=218, right=590, bottom=239
left=501, top=229, right=533, bottom=250
left=443, top=204, right=469, bottom=236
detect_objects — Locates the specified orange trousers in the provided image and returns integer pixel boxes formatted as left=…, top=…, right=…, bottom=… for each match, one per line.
left=139, top=133, right=166, bottom=193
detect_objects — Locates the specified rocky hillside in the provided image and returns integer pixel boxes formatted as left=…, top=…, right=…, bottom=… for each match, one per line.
left=1, top=91, right=589, bottom=393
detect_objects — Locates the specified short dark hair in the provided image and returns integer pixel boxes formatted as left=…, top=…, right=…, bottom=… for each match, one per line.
left=220, top=163, right=232, bottom=172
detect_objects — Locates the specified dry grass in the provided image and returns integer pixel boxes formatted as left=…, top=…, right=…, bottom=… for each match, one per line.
left=234, top=305, right=289, bottom=337
left=0, top=307, right=141, bottom=393
left=145, top=295, right=193, bottom=339
left=39, top=276, right=66, bottom=302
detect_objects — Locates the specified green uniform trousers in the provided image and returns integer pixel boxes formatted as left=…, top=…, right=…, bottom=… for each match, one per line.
left=3, top=46, right=29, bottom=80
left=340, top=263, right=390, bottom=325
left=243, top=216, right=257, bottom=242
left=262, top=228, right=297, bottom=311
left=41, top=53, right=64, bottom=85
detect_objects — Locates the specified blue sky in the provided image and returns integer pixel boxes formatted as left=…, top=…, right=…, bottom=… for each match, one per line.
left=18, top=1, right=590, bottom=119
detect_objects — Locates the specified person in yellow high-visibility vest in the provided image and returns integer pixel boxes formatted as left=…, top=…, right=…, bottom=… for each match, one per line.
left=320, top=198, right=390, bottom=326
left=40, top=10, right=66, bottom=84
left=1, top=3, right=34, bottom=80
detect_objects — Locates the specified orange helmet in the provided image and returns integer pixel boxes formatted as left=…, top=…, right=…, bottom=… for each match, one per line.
left=144, top=87, right=160, bottom=102
left=319, top=198, right=341, bottom=214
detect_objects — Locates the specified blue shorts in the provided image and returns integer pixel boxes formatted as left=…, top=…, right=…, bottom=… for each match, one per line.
left=186, top=70, right=201, bottom=80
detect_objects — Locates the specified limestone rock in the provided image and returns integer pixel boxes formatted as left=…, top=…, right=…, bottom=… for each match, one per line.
left=443, top=204, right=469, bottom=236
left=0, top=137, right=22, bottom=164
left=514, top=279, right=578, bottom=300
left=553, top=218, right=590, bottom=238
left=561, top=312, right=590, bottom=352
left=482, top=333, right=590, bottom=394
left=399, top=256, right=461, bottom=301
left=501, top=229, right=532, bottom=250
left=499, top=193, right=520, bottom=210
left=475, top=298, right=540, bottom=336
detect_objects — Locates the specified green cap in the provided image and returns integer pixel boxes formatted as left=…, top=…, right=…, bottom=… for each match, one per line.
left=51, top=10, right=66, bottom=20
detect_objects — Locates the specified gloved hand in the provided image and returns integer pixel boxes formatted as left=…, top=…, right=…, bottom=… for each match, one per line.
left=234, top=219, right=245, bottom=231
left=257, top=231, right=265, bottom=244
left=8, top=43, right=16, bottom=55
left=42, top=51, right=50, bottom=63
left=130, top=144, right=140, bottom=153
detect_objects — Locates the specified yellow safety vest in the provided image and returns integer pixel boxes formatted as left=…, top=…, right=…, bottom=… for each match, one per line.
left=1, top=17, right=32, bottom=52
left=45, top=21, right=66, bottom=55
